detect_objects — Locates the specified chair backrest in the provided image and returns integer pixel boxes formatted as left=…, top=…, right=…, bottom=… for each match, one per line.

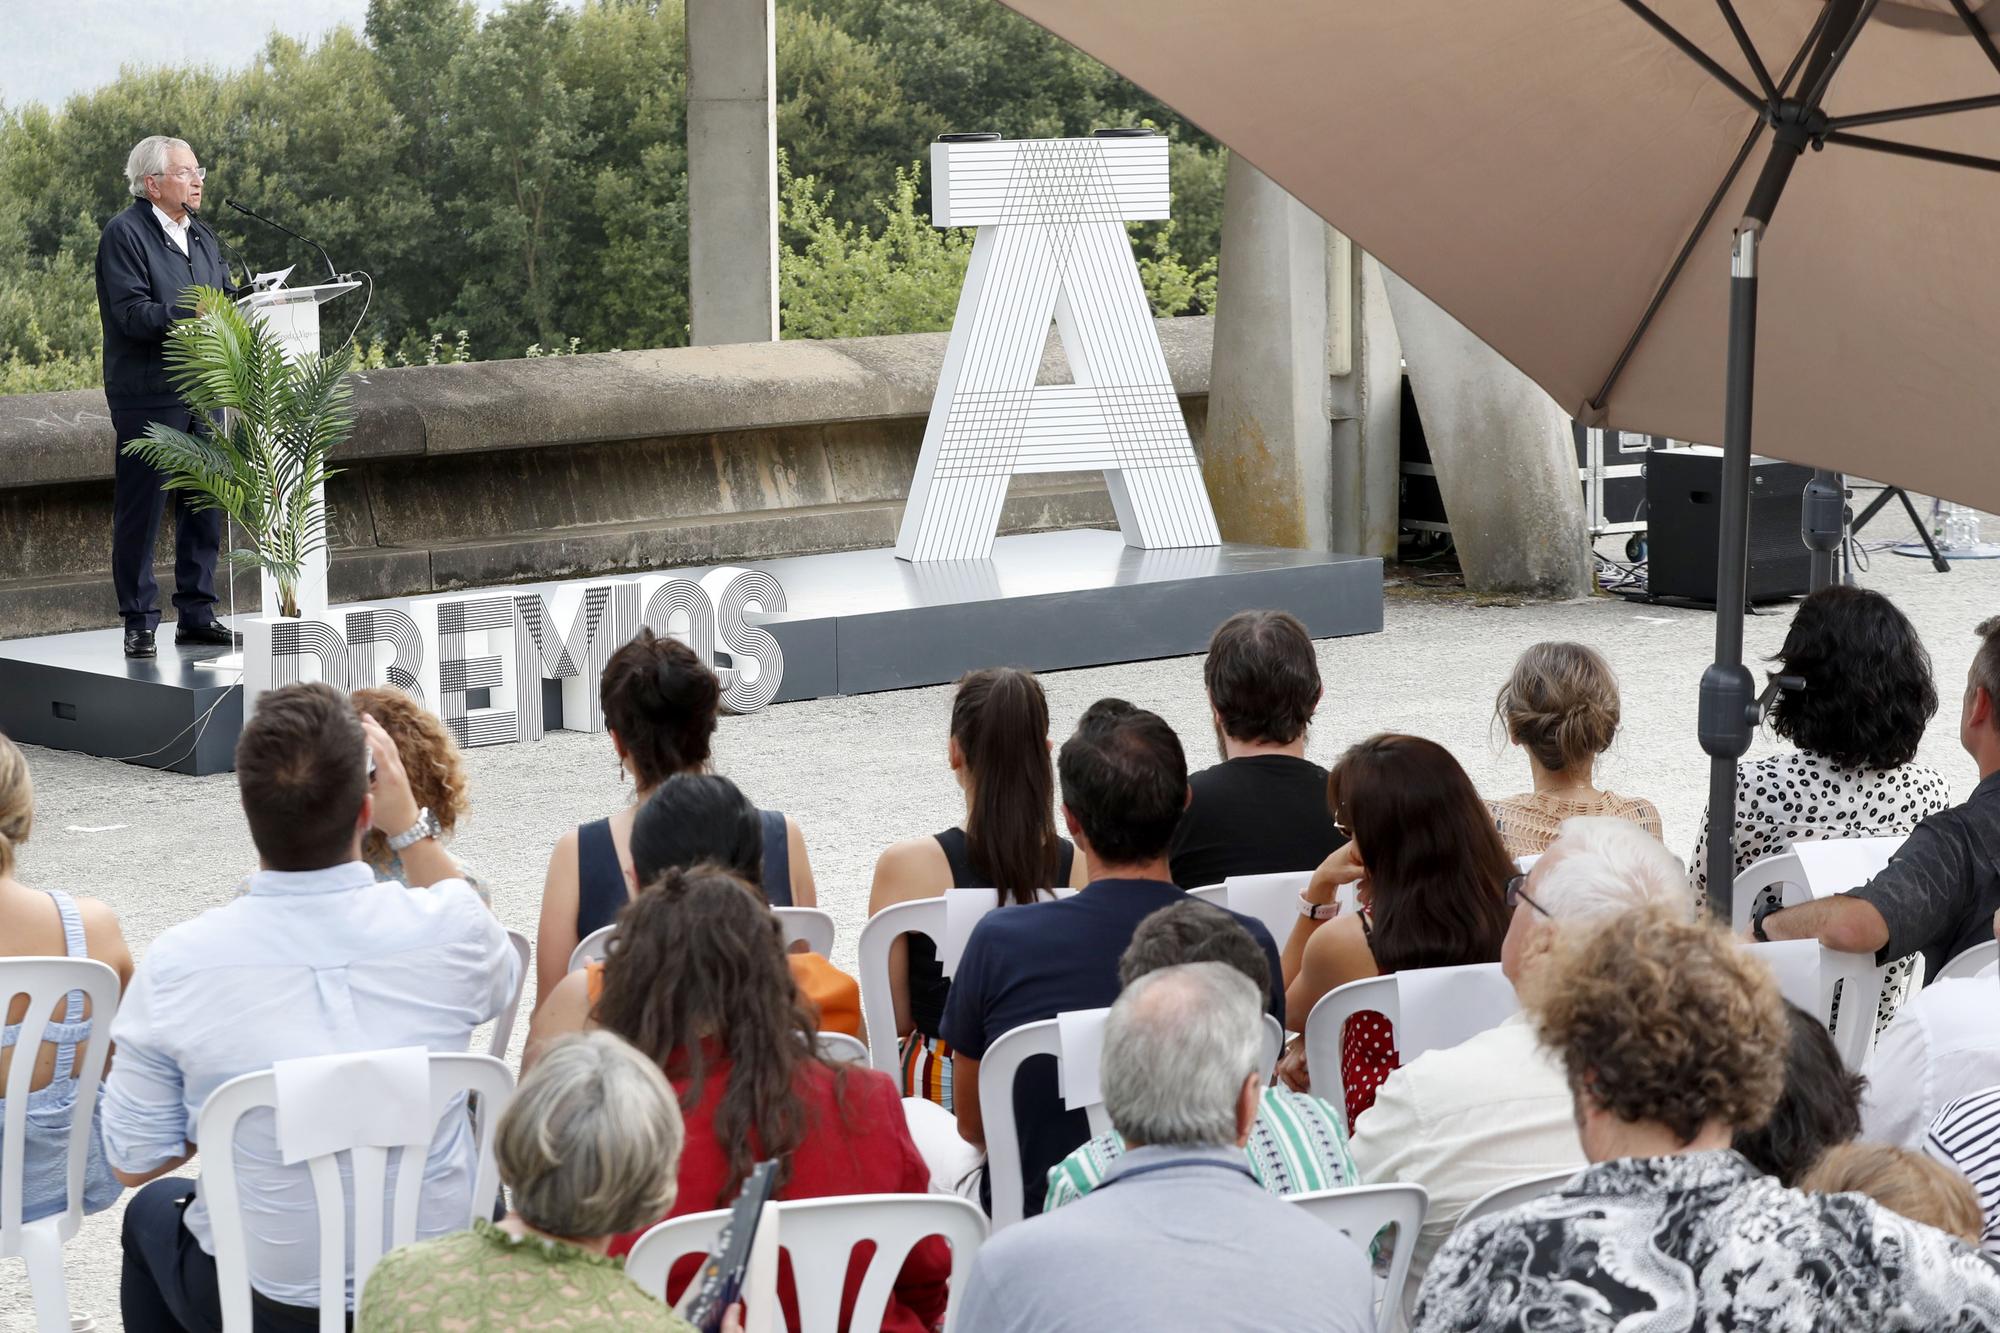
left=1936, top=938, right=2000, bottom=983
left=0, top=957, right=120, bottom=1256
left=856, top=897, right=948, bottom=1074
left=1456, top=1167, right=1577, bottom=1230
left=1288, top=1183, right=1429, bottom=1333
left=571, top=909, right=837, bottom=977
left=815, top=1031, right=869, bottom=1065
left=1186, top=883, right=1229, bottom=906
left=1303, top=976, right=1399, bottom=1110
left=488, top=929, right=532, bottom=1060
left=626, top=1194, right=989, bottom=1333
left=198, top=1051, right=514, bottom=1333
left=1224, top=872, right=1313, bottom=951
left=1303, top=966, right=1518, bottom=1111
left=978, top=1017, right=1068, bottom=1230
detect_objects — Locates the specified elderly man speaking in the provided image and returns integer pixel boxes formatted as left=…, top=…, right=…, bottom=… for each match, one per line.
left=94, top=135, right=236, bottom=659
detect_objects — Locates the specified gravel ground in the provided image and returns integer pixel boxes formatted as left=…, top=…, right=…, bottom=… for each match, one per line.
left=5, top=517, right=1997, bottom=1329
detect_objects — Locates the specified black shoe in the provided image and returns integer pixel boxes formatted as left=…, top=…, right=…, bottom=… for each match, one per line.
left=174, top=619, right=241, bottom=648
left=123, top=628, right=156, bottom=659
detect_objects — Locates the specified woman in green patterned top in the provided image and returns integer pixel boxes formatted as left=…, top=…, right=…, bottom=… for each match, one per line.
left=1044, top=898, right=1359, bottom=1211
left=359, top=1031, right=729, bottom=1332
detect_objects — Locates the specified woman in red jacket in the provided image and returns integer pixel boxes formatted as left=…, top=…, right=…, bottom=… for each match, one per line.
left=594, top=866, right=949, bottom=1332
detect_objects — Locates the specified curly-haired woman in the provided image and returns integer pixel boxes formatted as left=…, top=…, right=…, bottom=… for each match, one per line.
left=351, top=687, right=483, bottom=895
left=1412, top=907, right=2000, bottom=1332
left=1691, top=586, right=1947, bottom=1028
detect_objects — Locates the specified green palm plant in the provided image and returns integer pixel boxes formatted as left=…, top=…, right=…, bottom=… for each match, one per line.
left=120, top=285, right=354, bottom=618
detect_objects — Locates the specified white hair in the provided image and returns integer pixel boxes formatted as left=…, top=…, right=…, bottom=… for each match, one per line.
left=1530, top=815, right=1692, bottom=923
left=1102, top=962, right=1262, bottom=1149
left=125, top=136, right=192, bottom=198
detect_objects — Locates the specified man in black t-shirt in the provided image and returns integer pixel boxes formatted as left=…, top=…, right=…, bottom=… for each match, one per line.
left=1169, top=610, right=1347, bottom=889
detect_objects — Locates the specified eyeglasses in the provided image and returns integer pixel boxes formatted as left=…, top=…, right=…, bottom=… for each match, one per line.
left=1506, top=873, right=1551, bottom=917
left=153, top=167, right=207, bottom=182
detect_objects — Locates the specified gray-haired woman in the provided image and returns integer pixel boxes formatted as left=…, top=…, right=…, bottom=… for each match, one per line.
left=359, top=1031, right=727, bottom=1332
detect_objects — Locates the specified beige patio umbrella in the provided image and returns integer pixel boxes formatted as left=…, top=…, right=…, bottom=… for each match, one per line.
left=993, top=0, right=2000, bottom=912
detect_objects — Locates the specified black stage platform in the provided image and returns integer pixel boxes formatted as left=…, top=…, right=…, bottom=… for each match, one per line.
left=0, top=530, right=1383, bottom=775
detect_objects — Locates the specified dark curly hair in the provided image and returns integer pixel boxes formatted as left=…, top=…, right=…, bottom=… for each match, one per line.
left=600, top=629, right=721, bottom=791
left=1732, top=1001, right=1864, bottom=1186
left=1527, top=905, right=1786, bottom=1144
left=1766, top=586, right=1936, bottom=770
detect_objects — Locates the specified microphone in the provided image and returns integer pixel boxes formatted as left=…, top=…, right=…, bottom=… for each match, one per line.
left=224, top=198, right=339, bottom=283
left=185, top=204, right=249, bottom=293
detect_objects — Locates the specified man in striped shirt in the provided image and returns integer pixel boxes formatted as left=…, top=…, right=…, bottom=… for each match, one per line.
left=1042, top=898, right=1356, bottom=1210
left=1925, top=1083, right=2000, bottom=1256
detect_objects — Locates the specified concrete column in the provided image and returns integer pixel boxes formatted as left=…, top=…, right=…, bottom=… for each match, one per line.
left=686, top=0, right=778, bottom=346
left=1382, top=270, right=1590, bottom=598
left=1204, top=158, right=1401, bottom=556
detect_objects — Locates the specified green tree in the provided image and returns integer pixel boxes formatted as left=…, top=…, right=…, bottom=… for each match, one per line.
left=778, top=159, right=970, bottom=339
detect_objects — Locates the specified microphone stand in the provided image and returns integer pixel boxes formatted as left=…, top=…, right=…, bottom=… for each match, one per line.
left=223, top=199, right=340, bottom=283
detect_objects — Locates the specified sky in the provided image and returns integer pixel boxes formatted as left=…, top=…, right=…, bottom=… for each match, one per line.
left=0, top=1, right=546, bottom=111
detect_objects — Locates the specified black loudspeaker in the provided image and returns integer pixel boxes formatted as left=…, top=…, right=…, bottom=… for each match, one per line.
left=1644, top=449, right=1812, bottom=605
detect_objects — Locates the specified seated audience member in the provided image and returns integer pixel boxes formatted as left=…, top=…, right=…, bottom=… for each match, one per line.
left=941, top=699, right=1285, bottom=1219
left=1757, top=612, right=2000, bottom=1009
left=535, top=629, right=816, bottom=1005
left=1352, top=817, right=1682, bottom=1293
left=1863, top=909, right=2000, bottom=1150
left=360, top=1031, right=702, bottom=1332
left=1413, top=907, right=2000, bottom=1332
left=1732, top=1001, right=1864, bottom=1186
left=868, top=668, right=1084, bottom=1108
left=351, top=686, right=483, bottom=895
left=1282, top=734, right=1512, bottom=1126
left=1803, top=1143, right=1986, bottom=1247
left=542, top=866, right=947, bottom=1331
left=1489, top=642, right=1662, bottom=857
left=1045, top=900, right=1356, bottom=1210
left=1168, top=611, right=1346, bottom=889
left=1925, top=1083, right=2000, bottom=1257
left=0, top=732, right=132, bottom=1225
left=532, top=773, right=862, bottom=1042
left=955, top=963, right=1374, bottom=1333
left=108, top=683, right=519, bottom=1329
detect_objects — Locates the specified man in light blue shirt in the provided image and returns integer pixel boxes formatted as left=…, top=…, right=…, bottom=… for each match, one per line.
left=107, top=682, right=518, bottom=1330
left=953, top=961, right=1375, bottom=1333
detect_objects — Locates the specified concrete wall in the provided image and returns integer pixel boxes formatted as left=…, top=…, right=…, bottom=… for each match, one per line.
left=0, top=318, right=1215, bottom=638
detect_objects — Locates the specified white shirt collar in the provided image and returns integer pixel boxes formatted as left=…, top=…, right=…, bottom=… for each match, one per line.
left=241, top=860, right=379, bottom=898
left=151, top=204, right=190, bottom=252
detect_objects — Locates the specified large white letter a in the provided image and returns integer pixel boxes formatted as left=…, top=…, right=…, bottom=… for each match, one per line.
left=896, top=133, right=1222, bottom=563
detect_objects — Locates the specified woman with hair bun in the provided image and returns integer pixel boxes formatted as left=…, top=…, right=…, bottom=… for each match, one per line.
left=533, top=628, right=816, bottom=1006
left=1489, top=642, right=1663, bottom=858
left=867, top=668, right=1085, bottom=1109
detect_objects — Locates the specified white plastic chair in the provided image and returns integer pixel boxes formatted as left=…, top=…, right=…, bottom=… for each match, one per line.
left=1224, top=872, right=1314, bottom=950
left=572, top=908, right=836, bottom=975
left=0, top=958, right=120, bottom=1333
left=198, top=1051, right=514, bottom=1333
left=1732, top=840, right=1907, bottom=1070
left=488, top=929, right=532, bottom=1059
left=1935, top=939, right=2000, bottom=982
left=1289, top=1183, right=1429, bottom=1333
left=1302, top=966, right=1518, bottom=1112
left=857, top=897, right=948, bottom=1074
left=816, top=1032, right=870, bottom=1065
left=625, top=1194, right=989, bottom=1333
left=1456, top=1167, right=1576, bottom=1230
left=1187, top=883, right=1230, bottom=906
left=977, top=1017, right=1077, bottom=1230
left=1302, top=975, right=1399, bottom=1111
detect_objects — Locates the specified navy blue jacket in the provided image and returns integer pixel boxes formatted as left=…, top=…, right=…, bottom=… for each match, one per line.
left=95, top=199, right=233, bottom=410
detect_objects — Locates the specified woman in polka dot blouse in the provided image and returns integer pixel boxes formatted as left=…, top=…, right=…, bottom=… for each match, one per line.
left=1280, top=734, right=1514, bottom=1129
left=1693, top=586, right=1949, bottom=1029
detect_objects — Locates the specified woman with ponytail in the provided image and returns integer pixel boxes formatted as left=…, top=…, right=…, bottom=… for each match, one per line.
left=0, top=731, right=133, bottom=1227
left=526, top=867, right=948, bottom=1331
left=533, top=629, right=817, bottom=1006
left=868, top=668, right=1085, bottom=1109
left=1490, top=642, right=1662, bottom=859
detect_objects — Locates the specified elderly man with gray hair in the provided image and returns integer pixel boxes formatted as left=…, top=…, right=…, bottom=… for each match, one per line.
left=1350, top=815, right=1692, bottom=1302
left=954, top=962, right=1373, bottom=1333
left=95, top=134, right=237, bottom=659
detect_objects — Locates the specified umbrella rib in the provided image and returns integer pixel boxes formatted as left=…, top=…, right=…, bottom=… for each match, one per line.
left=1947, top=0, right=2000, bottom=79
left=1801, top=0, right=1884, bottom=111
left=1827, top=92, right=2000, bottom=131
left=1777, top=1, right=1840, bottom=95
left=1614, top=0, right=1766, bottom=112
left=1586, top=119, right=1766, bottom=416
left=1824, top=130, right=2000, bottom=172
left=1714, top=0, right=1778, bottom=102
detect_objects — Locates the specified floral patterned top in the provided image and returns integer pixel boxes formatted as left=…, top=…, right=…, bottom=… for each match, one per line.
left=358, top=1218, right=692, bottom=1332
left=1412, top=1150, right=2000, bottom=1332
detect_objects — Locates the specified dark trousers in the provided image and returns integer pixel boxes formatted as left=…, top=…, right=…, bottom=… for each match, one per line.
left=110, top=405, right=222, bottom=632
left=121, top=1178, right=337, bottom=1333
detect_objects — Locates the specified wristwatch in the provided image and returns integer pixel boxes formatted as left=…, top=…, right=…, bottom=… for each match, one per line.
left=1297, top=895, right=1339, bottom=921
left=386, top=807, right=441, bottom=852
left=1750, top=899, right=1783, bottom=943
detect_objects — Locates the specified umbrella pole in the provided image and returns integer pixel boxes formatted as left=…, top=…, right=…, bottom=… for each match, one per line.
left=1700, top=225, right=1763, bottom=919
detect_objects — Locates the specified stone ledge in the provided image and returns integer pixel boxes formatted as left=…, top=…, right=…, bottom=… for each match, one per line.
left=0, top=316, right=1213, bottom=487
